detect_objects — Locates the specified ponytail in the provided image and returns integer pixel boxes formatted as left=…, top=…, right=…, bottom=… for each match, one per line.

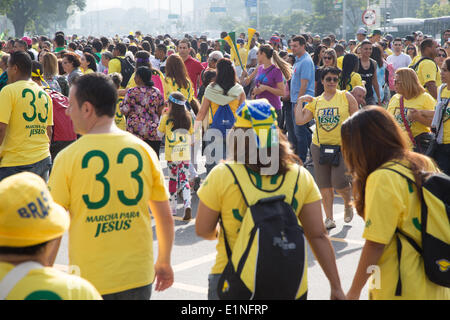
left=273, top=50, right=293, bottom=81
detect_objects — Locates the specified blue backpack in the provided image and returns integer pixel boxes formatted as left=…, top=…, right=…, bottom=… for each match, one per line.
left=210, top=104, right=236, bottom=136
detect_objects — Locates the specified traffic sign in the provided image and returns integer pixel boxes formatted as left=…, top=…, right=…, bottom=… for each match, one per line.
left=362, top=10, right=376, bottom=26
left=210, top=7, right=227, bottom=13
left=245, top=0, right=257, bottom=7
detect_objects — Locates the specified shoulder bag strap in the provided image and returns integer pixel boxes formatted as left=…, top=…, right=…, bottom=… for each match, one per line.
left=399, top=97, right=417, bottom=147
left=436, top=85, right=450, bottom=136
left=0, top=262, right=44, bottom=300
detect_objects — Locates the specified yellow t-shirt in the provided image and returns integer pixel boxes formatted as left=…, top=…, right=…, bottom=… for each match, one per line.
left=385, top=48, right=393, bottom=56
left=0, top=80, right=53, bottom=167
left=305, top=90, right=350, bottom=146
left=163, top=77, right=195, bottom=103
left=363, top=160, right=450, bottom=300
left=158, top=114, right=193, bottom=162
left=108, top=56, right=124, bottom=75
left=409, top=53, right=421, bottom=67
left=415, top=59, right=442, bottom=93
left=197, top=162, right=321, bottom=275
left=83, top=69, right=95, bottom=75
left=115, top=96, right=127, bottom=131
left=387, top=93, right=435, bottom=138
left=340, top=72, right=363, bottom=92
left=48, top=131, right=169, bottom=295
left=337, top=56, right=344, bottom=70
left=439, top=86, right=450, bottom=144
left=0, top=262, right=102, bottom=300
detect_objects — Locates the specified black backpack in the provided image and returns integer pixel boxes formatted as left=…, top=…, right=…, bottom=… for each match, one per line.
left=382, top=165, right=450, bottom=296
left=114, top=57, right=135, bottom=87
left=217, top=164, right=307, bottom=300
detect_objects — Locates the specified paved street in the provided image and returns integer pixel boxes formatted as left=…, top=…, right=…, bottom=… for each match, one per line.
left=55, top=153, right=369, bottom=300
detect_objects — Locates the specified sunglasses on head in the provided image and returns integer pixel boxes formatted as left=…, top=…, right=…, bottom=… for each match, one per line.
left=324, top=77, right=339, bottom=83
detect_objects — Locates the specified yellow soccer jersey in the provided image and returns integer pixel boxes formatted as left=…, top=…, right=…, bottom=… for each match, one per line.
left=197, top=162, right=321, bottom=276
left=305, top=90, right=350, bottom=146
left=416, top=59, right=442, bottom=93
left=108, top=56, right=124, bottom=75
left=0, top=80, right=53, bottom=167
left=48, top=131, right=169, bottom=295
left=0, top=262, right=102, bottom=300
left=341, top=72, right=363, bottom=92
left=363, top=160, right=450, bottom=300
left=388, top=93, right=435, bottom=139
left=440, top=87, right=450, bottom=144
left=158, top=114, right=193, bottom=162
left=115, top=96, right=127, bottom=131
left=337, top=56, right=344, bottom=70
left=163, top=77, right=194, bottom=103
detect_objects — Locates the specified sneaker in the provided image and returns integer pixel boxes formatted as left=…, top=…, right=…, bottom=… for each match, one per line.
left=183, top=208, right=192, bottom=221
left=344, top=207, right=354, bottom=223
left=325, top=218, right=336, bottom=230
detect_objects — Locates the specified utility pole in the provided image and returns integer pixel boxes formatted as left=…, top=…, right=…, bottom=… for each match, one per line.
left=257, top=0, right=260, bottom=31
left=343, top=0, right=347, bottom=41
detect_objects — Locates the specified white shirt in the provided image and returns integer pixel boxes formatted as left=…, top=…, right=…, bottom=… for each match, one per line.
left=387, top=52, right=412, bottom=72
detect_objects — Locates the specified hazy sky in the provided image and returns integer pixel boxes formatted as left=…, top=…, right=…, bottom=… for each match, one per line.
left=85, top=0, right=194, bottom=13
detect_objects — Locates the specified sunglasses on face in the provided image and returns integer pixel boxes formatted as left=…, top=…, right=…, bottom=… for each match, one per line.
left=324, top=77, right=339, bottom=83
left=323, top=56, right=333, bottom=60
left=438, top=54, right=447, bottom=58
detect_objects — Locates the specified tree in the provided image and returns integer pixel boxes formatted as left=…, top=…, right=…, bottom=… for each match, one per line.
left=0, top=0, right=85, bottom=37
left=416, top=0, right=450, bottom=18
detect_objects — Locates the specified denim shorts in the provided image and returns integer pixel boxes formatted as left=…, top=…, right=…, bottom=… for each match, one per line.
left=0, top=157, right=52, bottom=182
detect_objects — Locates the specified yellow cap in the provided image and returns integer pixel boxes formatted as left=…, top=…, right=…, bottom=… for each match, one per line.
left=0, top=172, right=70, bottom=247
left=235, top=99, right=279, bottom=148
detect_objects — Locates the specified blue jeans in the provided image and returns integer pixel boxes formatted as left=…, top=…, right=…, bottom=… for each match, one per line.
left=284, top=102, right=297, bottom=152
left=0, top=157, right=52, bottom=182
left=102, top=284, right=152, bottom=300
left=292, top=103, right=312, bottom=163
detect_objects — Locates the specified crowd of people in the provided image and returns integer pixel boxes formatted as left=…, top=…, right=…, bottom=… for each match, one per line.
left=0, top=26, right=449, bottom=301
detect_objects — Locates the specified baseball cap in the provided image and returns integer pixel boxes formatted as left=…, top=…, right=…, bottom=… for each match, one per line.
left=357, top=28, right=368, bottom=35
left=385, top=34, right=393, bottom=42
left=415, top=31, right=423, bottom=37
left=123, top=38, right=130, bottom=44
left=0, top=172, right=69, bottom=248
left=22, top=37, right=32, bottom=46
left=371, top=29, right=382, bottom=36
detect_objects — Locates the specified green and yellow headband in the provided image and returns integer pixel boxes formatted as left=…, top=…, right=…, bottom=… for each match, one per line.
left=235, top=99, right=279, bottom=148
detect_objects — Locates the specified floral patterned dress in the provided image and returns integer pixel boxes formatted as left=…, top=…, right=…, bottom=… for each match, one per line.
left=120, top=86, right=164, bottom=142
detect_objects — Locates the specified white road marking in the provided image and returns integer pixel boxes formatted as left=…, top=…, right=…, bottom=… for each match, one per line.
left=171, top=282, right=208, bottom=294
left=172, top=253, right=216, bottom=273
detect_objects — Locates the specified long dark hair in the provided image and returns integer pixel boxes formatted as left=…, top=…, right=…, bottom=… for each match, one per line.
left=168, top=92, right=192, bottom=131
left=135, top=50, right=153, bottom=69
left=339, top=53, right=359, bottom=90
left=313, top=44, right=327, bottom=67
left=370, top=45, right=384, bottom=68
left=213, top=58, right=237, bottom=96
left=135, top=66, right=154, bottom=87
left=341, top=107, right=434, bottom=218
left=84, top=53, right=97, bottom=72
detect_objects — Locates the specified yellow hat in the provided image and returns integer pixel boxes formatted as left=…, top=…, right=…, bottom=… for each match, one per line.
left=235, top=99, right=279, bottom=148
left=0, top=172, right=70, bottom=248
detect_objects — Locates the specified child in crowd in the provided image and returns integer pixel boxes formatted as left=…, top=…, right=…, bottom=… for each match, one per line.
left=158, top=92, right=194, bottom=221
left=109, top=73, right=127, bottom=131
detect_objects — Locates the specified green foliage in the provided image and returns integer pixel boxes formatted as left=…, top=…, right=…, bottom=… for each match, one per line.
left=0, top=0, right=86, bottom=37
left=416, top=0, right=450, bottom=18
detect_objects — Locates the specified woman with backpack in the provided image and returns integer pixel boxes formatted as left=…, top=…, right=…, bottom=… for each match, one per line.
left=296, top=67, right=359, bottom=230
left=342, top=107, right=449, bottom=300
left=196, top=58, right=246, bottom=174
left=240, top=44, right=292, bottom=119
left=195, top=99, right=346, bottom=301
left=387, top=68, right=435, bottom=154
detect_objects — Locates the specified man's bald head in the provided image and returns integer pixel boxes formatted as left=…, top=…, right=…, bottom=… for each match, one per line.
left=351, top=86, right=367, bottom=106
